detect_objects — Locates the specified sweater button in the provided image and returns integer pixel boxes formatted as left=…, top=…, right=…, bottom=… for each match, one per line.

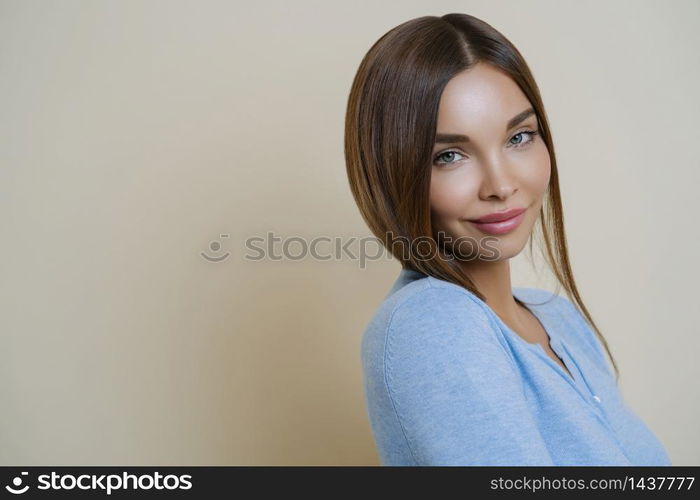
left=593, top=395, right=601, bottom=403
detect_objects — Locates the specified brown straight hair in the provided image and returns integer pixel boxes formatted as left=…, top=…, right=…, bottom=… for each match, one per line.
left=344, top=13, right=620, bottom=382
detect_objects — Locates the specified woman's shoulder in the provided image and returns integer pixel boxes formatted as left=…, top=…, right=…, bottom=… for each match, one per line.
left=369, top=275, right=490, bottom=328
left=512, top=286, right=584, bottom=324
left=512, top=286, right=562, bottom=307
left=514, top=287, right=610, bottom=371
left=360, top=275, right=502, bottom=367
left=393, top=277, right=493, bottom=329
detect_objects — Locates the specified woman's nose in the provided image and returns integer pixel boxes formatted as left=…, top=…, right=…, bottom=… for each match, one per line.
left=478, top=157, right=518, bottom=200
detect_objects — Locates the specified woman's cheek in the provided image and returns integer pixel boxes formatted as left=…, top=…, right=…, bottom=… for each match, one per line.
left=430, top=172, right=477, bottom=218
left=534, top=146, right=552, bottom=191
left=516, top=149, right=550, bottom=196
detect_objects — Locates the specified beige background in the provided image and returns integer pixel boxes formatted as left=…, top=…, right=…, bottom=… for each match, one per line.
left=1, top=0, right=698, bottom=465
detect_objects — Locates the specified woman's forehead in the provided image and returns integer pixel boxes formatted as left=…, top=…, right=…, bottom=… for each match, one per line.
left=436, top=65, right=531, bottom=133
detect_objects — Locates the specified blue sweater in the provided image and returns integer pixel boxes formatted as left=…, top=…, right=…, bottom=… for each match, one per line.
left=360, top=268, right=672, bottom=466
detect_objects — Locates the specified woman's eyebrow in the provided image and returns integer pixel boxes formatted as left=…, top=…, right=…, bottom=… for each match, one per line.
left=434, top=108, right=536, bottom=144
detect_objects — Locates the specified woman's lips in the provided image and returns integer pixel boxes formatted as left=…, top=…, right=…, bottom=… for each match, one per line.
left=469, top=209, right=526, bottom=235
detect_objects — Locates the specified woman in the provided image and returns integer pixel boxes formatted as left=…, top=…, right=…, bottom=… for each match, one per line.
left=344, top=13, right=672, bottom=466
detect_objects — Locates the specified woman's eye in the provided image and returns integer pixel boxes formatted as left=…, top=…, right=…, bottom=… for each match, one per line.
left=509, top=129, right=539, bottom=147
left=433, top=150, right=465, bottom=166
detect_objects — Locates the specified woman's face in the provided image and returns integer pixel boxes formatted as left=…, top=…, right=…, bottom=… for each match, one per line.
left=429, top=62, right=551, bottom=262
